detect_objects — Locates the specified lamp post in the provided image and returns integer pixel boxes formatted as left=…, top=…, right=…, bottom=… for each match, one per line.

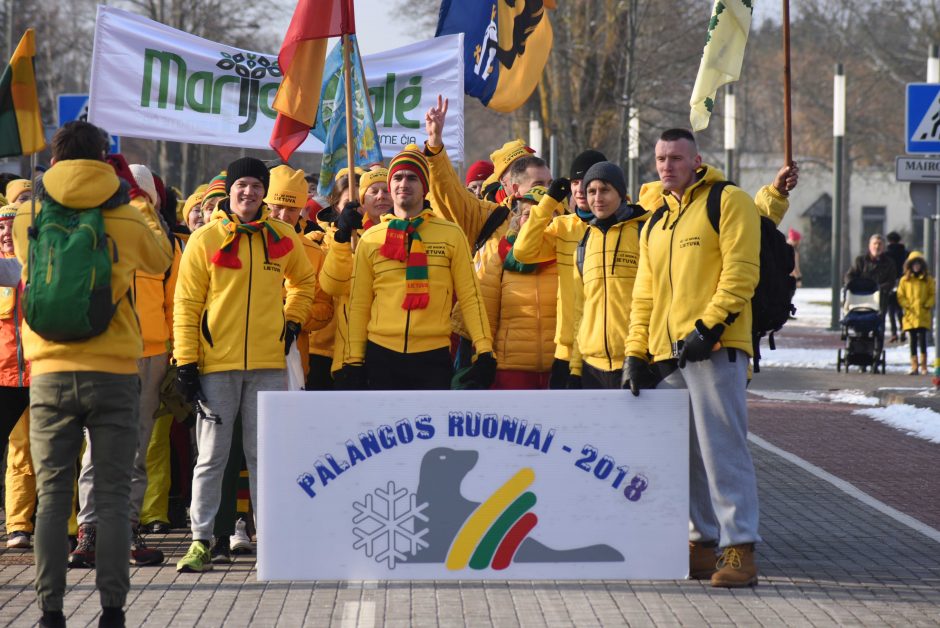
left=830, top=64, right=845, bottom=330
left=929, top=44, right=940, bottom=371
left=627, top=108, right=639, bottom=200
left=724, top=84, right=736, bottom=181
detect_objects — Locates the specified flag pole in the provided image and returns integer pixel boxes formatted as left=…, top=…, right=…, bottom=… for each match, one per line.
left=342, top=33, right=358, bottom=250
left=782, top=0, right=793, bottom=166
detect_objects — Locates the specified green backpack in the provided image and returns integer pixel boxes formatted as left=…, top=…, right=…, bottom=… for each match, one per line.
left=23, top=198, right=117, bottom=341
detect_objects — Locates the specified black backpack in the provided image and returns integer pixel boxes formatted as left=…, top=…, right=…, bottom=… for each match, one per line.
left=704, top=181, right=796, bottom=372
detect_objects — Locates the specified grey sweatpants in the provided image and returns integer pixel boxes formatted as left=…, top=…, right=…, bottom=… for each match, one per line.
left=77, top=353, right=167, bottom=526
left=189, top=369, right=286, bottom=541
left=658, top=349, right=761, bottom=548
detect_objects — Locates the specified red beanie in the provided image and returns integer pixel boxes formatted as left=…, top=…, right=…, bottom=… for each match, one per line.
left=465, top=160, right=495, bottom=185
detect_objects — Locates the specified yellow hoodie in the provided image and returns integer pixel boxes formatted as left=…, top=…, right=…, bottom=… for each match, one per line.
left=12, top=159, right=174, bottom=375
left=173, top=211, right=317, bottom=374
left=345, top=210, right=493, bottom=363
left=627, top=165, right=767, bottom=363
left=511, top=195, right=588, bottom=360
left=305, top=228, right=338, bottom=360
left=570, top=203, right=649, bottom=375
left=135, top=234, right=182, bottom=358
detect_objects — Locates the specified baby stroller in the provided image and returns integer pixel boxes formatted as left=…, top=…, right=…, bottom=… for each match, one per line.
left=837, top=277, right=886, bottom=373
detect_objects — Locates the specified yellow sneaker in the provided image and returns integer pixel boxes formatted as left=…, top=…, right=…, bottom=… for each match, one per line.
left=176, top=540, right=212, bottom=573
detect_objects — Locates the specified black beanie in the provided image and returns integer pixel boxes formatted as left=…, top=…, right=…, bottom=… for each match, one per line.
left=582, top=161, right=626, bottom=200
left=225, top=157, right=270, bottom=194
left=569, top=149, right=607, bottom=180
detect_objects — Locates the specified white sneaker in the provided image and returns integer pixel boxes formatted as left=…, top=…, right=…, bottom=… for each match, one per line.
left=229, top=518, right=253, bottom=554
left=6, top=531, right=31, bottom=549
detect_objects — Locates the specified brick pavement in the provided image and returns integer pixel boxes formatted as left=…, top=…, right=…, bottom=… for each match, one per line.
left=3, top=370, right=940, bottom=626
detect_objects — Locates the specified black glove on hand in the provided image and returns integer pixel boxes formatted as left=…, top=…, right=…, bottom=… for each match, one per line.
left=334, top=364, right=367, bottom=390
left=678, top=319, right=725, bottom=368
left=458, top=352, right=497, bottom=389
left=333, top=201, right=363, bottom=243
left=547, top=177, right=571, bottom=202
left=566, top=374, right=582, bottom=389
left=175, top=363, right=205, bottom=403
left=622, top=356, right=659, bottom=397
left=549, top=358, right=570, bottom=390
left=284, top=320, right=302, bottom=355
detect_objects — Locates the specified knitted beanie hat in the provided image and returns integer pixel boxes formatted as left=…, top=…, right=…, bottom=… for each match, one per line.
left=203, top=172, right=227, bottom=200
left=490, top=139, right=535, bottom=181
left=569, top=149, right=607, bottom=180
left=129, top=164, right=158, bottom=207
left=334, top=166, right=366, bottom=182
left=465, top=160, right=495, bottom=185
left=225, top=157, right=269, bottom=194
left=182, top=192, right=204, bottom=225
left=359, top=168, right=389, bottom=203
left=264, top=165, right=307, bottom=208
left=0, top=204, right=16, bottom=221
left=387, top=145, right=430, bottom=196
left=4, top=179, right=30, bottom=203
left=582, top=161, right=627, bottom=200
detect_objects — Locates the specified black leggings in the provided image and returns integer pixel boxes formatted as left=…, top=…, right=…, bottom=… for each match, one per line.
left=909, top=328, right=928, bottom=357
left=0, top=386, right=29, bottom=446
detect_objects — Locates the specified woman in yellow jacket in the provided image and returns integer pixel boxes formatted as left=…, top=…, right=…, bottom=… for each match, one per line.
left=569, top=162, right=648, bottom=388
left=319, top=168, right=393, bottom=376
left=896, top=251, right=935, bottom=375
left=478, top=187, right=559, bottom=389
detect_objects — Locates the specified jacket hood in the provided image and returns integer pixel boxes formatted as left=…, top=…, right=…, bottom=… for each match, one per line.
left=636, top=163, right=727, bottom=211
left=40, top=159, right=124, bottom=209
left=905, top=250, right=927, bottom=273
left=589, top=201, right=647, bottom=229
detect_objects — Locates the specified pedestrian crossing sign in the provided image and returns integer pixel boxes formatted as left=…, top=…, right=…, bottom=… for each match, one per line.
left=907, top=83, right=940, bottom=154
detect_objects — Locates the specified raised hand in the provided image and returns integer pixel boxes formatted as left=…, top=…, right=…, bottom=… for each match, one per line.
left=425, top=94, right=449, bottom=148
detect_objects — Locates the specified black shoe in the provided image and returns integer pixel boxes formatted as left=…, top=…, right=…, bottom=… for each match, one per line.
left=99, top=606, right=125, bottom=628
left=142, top=520, right=170, bottom=534
left=130, top=526, right=165, bottom=566
left=68, top=523, right=96, bottom=569
left=39, top=610, right=66, bottom=628
left=210, top=537, right=232, bottom=564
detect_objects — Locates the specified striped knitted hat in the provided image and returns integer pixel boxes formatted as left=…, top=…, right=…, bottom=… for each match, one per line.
left=203, top=172, right=228, bottom=201
left=0, top=204, right=16, bottom=221
left=387, top=145, right=430, bottom=196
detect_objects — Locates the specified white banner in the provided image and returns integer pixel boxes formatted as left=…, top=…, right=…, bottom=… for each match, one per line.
left=257, top=390, right=689, bottom=581
left=88, top=6, right=464, bottom=160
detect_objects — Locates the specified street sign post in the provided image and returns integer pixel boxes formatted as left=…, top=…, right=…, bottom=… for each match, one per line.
left=906, top=83, right=940, bottom=154
left=57, top=94, right=120, bottom=154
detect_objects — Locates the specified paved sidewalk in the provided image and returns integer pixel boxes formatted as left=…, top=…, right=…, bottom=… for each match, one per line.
left=2, top=365, right=940, bottom=626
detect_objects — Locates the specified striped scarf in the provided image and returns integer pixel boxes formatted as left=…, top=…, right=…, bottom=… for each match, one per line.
left=211, top=217, right=293, bottom=268
left=379, top=216, right=429, bottom=310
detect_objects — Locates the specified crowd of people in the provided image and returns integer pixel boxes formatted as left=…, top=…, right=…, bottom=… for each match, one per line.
left=0, top=97, right=803, bottom=626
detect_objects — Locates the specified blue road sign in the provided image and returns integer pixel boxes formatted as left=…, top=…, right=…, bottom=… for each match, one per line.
left=57, top=94, right=120, bottom=154
left=906, top=83, right=940, bottom=154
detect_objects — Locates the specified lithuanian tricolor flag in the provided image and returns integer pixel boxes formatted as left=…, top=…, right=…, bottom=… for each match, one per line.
left=0, top=29, right=45, bottom=158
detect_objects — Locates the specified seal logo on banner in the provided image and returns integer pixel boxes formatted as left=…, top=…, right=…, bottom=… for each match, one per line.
left=351, top=447, right=624, bottom=570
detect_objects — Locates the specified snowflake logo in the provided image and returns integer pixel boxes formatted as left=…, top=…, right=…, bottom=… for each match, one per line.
left=352, top=481, right=429, bottom=569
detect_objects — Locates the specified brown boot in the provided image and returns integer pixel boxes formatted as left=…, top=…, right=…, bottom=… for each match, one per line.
left=920, top=355, right=929, bottom=375
left=909, top=356, right=919, bottom=375
left=711, top=543, right=758, bottom=588
left=689, top=541, right=718, bottom=579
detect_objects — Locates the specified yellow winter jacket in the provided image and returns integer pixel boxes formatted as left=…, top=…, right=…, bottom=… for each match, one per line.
left=345, top=209, right=493, bottom=363
left=12, top=159, right=174, bottom=376
left=173, top=212, right=317, bottom=374
left=306, top=229, right=337, bottom=359
left=319, top=229, right=356, bottom=373
left=135, top=236, right=182, bottom=358
left=293, top=233, right=333, bottom=372
left=627, top=165, right=772, bottom=363
left=478, top=237, right=558, bottom=372
left=425, top=143, right=513, bottom=254
left=511, top=195, right=589, bottom=360
left=897, top=253, right=935, bottom=330
left=570, top=204, right=649, bottom=375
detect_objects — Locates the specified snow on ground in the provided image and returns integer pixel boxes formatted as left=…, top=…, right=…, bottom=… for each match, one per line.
left=854, top=405, right=940, bottom=444
left=749, top=389, right=880, bottom=406
left=790, top=287, right=834, bottom=328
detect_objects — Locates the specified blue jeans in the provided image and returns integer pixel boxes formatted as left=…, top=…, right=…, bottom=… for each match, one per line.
left=30, top=372, right=139, bottom=611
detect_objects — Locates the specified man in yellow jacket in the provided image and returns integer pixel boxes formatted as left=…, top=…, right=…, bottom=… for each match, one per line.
left=173, top=157, right=317, bottom=573
left=12, top=121, right=174, bottom=627
left=625, top=128, right=797, bottom=589
left=338, top=148, right=495, bottom=390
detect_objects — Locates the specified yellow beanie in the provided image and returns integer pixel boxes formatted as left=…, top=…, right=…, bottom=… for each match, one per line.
left=359, top=168, right=389, bottom=203
left=5, top=179, right=30, bottom=203
left=264, top=165, right=308, bottom=208
left=182, top=192, right=204, bottom=224
left=334, top=166, right=366, bottom=182
left=489, top=139, right=534, bottom=181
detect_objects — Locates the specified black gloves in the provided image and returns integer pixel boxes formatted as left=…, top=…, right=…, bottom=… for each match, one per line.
left=333, top=201, right=363, bottom=243
left=678, top=319, right=725, bottom=368
left=458, top=352, right=497, bottom=389
left=175, top=363, right=205, bottom=403
left=334, top=364, right=367, bottom=390
left=547, top=177, right=571, bottom=202
left=284, top=320, right=302, bottom=355
left=566, top=374, right=582, bottom=389
left=549, top=358, right=570, bottom=390
left=622, top=356, right=659, bottom=396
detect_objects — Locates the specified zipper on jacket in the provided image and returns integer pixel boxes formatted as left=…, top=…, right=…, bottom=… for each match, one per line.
left=535, top=270, right=543, bottom=370
left=403, top=309, right=411, bottom=353
left=602, top=227, right=612, bottom=369
left=244, top=236, right=254, bottom=369
left=665, top=201, right=681, bottom=349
